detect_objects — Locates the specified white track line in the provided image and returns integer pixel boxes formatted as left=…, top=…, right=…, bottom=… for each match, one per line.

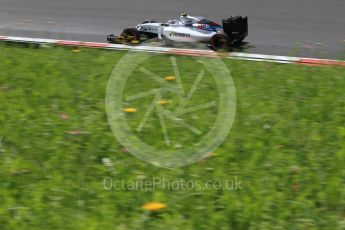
left=1, top=35, right=344, bottom=67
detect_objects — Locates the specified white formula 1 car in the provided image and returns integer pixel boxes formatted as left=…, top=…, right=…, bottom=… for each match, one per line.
left=107, top=13, right=248, bottom=50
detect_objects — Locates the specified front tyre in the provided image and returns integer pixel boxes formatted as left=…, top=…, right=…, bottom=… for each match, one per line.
left=122, top=28, right=140, bottom=42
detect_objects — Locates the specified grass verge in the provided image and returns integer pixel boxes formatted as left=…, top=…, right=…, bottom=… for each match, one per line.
left=0, top=43, right=345, bottom=229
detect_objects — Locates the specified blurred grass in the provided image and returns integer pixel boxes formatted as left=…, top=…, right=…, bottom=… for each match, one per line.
left=0, top=43, right=345, bottom=229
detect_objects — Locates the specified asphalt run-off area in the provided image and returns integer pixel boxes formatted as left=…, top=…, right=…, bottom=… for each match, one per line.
left=0, top=0, right=345, bottom=59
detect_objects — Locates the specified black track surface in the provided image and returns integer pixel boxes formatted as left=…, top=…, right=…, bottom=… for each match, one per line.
left=1, top=0, right=344, bottom=58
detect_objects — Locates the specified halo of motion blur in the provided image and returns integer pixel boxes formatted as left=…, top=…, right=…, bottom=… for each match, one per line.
left=105, top=41, right=236, bottom=168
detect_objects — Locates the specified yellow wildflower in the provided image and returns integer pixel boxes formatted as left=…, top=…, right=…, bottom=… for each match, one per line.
left=142, top=202, right=167, bottom=211
left=158, top=100, right=169, bottom=105
left=165, top=76, right=176, bottom=81
left=123, top=108, right=138, bottom=113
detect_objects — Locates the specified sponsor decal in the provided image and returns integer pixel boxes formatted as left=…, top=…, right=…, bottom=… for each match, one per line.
left=170, top=32, right=191, bottom=37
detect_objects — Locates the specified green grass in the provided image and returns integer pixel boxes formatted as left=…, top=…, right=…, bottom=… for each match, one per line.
left=0, top=43, right=345, bottom=229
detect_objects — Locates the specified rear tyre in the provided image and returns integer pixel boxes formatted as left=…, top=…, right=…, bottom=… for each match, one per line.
left=210, top=33, right=230, bottom=51
left=122, top=28, right=140, bottom=42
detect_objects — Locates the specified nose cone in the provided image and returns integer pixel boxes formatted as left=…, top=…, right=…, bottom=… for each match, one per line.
left=107, top=34, right=113, bottom=41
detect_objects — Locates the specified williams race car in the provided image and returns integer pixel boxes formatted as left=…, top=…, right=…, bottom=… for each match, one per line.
left=107, top=13, right=248, bottom=50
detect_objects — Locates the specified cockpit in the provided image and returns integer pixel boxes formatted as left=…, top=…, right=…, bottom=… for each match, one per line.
left=166, top=14, right=222, bottom=32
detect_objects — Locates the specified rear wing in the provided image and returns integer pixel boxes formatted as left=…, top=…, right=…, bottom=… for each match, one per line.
left=222, top=16, right=248, bottom=42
